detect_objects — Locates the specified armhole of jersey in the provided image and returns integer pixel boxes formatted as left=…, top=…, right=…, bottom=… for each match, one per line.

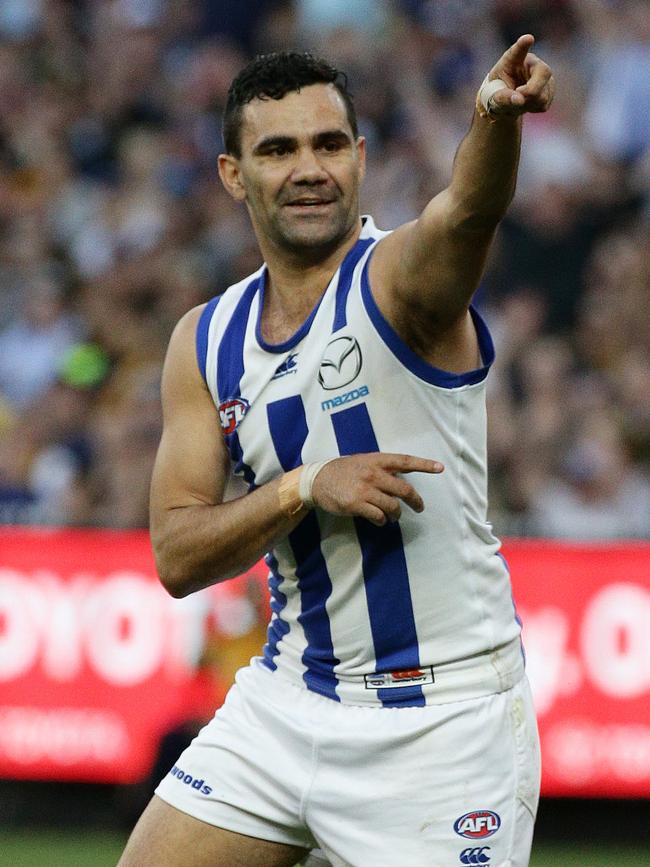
left=195, top=296, right=221, bottom=384
left=360, top=250, right=495, bottom=388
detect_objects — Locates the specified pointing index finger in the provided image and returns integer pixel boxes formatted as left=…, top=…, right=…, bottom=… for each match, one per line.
left=505, top=33, right=535, bottom=65
left=381, top=454, right=445, bottom=474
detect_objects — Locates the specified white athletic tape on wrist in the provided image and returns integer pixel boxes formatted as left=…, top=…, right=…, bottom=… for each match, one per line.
left=476, top=75, right=508, bottom=119
left=299, top=459, right=336, bottom=509
left=278, top=459, right=337, bottom=516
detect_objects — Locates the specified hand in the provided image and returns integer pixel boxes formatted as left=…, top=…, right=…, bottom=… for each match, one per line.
left=484, top=34, right=555, bottom=117
left=311, top=453, right=444, bottom=527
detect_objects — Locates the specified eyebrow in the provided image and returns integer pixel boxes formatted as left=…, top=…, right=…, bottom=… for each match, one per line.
left=252, top=129, right=353, bottom=155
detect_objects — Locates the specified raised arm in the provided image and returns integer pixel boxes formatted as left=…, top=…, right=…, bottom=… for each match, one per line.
left=370, top=35, right=554, bottom=342
left=150, top=307, right=444, bottom=598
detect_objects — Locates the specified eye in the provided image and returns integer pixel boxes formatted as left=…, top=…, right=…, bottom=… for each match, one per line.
left=321, top=140, right=342, bottom=153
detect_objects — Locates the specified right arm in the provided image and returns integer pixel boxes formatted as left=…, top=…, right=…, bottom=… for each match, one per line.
left=150, top=306, right=308, bottom=597
left=150, top=307, right=444, bottom=598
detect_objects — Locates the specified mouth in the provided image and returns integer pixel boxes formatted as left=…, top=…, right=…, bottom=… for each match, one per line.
left=284, top=197, right=335, bottom=209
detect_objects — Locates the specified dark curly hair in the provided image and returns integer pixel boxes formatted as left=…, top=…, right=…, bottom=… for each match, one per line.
left=223, top=52, right=358, bottom=158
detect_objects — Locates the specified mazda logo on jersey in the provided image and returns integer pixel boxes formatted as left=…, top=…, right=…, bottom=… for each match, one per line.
left=318, top=336, right=362, bottom=390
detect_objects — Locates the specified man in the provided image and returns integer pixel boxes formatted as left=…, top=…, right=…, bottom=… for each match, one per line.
left=119, top=35, right=554, bottom=867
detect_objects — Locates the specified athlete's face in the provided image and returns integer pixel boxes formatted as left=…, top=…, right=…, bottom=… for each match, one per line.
left=219, top=84, right=365, bottom=256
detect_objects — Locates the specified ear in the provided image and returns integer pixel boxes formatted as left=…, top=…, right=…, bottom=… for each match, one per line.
left=218, top=154, right=247, bottom=202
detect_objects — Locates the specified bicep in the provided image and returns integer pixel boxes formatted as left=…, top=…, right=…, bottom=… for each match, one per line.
left=371, top=189, right=495, bottom=326
left=149, top=308, right=229, bottom=530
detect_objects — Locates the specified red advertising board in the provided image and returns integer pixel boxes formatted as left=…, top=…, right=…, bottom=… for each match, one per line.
left=0, top=529, right=649, bottom=796
left=506, top=540, right=650, bottom=798
left=0, top=528, right=267, bottom=784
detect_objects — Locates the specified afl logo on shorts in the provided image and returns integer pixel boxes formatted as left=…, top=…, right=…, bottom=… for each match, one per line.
left=318, top=336, right=362, bottom=390
left=454, top=810, right=501, bottom=839
left=219, top=398, right=250, bottom=434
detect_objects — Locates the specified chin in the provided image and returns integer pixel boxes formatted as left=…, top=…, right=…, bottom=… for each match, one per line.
left=279, top=216, right=351, bottom=253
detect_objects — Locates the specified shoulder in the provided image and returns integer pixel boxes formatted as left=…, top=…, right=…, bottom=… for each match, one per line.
left=163, top=305, right=208, bottom=395
left=175, top=266, right=266, bottom=373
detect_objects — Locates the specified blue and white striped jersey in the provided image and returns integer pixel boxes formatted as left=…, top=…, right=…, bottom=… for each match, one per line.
left=196, top=217, right=523, bottom=707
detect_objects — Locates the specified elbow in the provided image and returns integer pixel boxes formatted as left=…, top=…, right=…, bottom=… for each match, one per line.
left=154, top=545, right=225, bottom=598
left=152, top=541, right=202, bottom=598
left=162, top=578, right=193, bottom=599
left=156, top=560, right=195, bottom=598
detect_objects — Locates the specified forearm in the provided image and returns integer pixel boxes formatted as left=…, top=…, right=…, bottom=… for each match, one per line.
left=448, top=110, right=522, bottom=229
left=151, top=478, right=305, bottom=598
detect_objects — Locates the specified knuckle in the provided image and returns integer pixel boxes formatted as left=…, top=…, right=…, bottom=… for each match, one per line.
left=359, top=466, right=374, bottom=483
left=396, top=480, right=413, bottom=499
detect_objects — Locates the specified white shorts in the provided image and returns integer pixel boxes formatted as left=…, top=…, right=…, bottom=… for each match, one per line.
left=155, top=661, right=541, bottom=867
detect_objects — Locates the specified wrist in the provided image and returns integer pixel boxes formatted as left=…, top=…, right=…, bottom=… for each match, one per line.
left=476, top=74, right=508, bottom=122
left=277, top=459, right=336, bottom=517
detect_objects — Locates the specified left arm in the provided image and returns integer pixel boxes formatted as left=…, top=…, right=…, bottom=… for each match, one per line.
left=370, top=34, right=555, bottom=335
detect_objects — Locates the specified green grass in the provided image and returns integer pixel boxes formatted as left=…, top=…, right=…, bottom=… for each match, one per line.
left=0, top=831, right=648, bottom=866
left=530, top=843, right=650, bottom=866
left=0, top=830, right=127, bottom=867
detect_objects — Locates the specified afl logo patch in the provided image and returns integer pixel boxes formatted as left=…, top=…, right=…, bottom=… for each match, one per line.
left=454, top=811, right=501, bottom=839
left=218, top=398, right=250, bottom=434
left=318, top=336, right=362, bottom=390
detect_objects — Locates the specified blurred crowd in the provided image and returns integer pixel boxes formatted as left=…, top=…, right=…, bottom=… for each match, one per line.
left=0, top=0, right=648, bottom=538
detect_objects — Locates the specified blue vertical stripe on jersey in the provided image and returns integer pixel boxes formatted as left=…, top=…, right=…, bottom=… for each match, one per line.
left=229, top=434, right=257, bottom=490
left=331, top=402, right=425, bottom=707
left=195, top=295, right=221, bottom=383
left=216, top=275, right=261, bottom=488
left=332, top=237, right=375, bottom=332
left=261, top=552, right=291, bottom=671
left=267, top=395, right=340, bottom=701
left=216, top=275, right=260, bottom=400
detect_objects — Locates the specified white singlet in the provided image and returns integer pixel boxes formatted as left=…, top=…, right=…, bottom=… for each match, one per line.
left=155, top=216, right=540, bottom=866
left=195, top=215, right=524, bottom=708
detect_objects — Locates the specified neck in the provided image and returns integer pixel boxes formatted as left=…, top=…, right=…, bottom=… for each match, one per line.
left=256, top=219, right=363, bottom=343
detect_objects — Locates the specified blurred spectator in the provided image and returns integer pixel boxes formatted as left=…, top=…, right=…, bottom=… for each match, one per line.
left=0, top=272, right=83, bottom=408
left=528, top=411, right=650, bottom=538
left=0, top=0, right=647, bottom=541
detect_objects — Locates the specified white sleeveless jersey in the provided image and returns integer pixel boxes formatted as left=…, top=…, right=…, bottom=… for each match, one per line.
left=197, top=217, right=524, bottom=708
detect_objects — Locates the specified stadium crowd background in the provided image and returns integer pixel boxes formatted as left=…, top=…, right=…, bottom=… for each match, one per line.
left=0, top=0, right=648, bottom=540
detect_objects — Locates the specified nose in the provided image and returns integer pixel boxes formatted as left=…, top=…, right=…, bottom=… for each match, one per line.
left=290, top=147, right=328, bottom=184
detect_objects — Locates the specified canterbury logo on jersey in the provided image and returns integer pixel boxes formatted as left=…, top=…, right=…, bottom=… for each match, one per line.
left=272, top=353, right=299, bottom=379
left=318, top=335, right=362, bottom=390
left=218, top=398, right=250, bottom=434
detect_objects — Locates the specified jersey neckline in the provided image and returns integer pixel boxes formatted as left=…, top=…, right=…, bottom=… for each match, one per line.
left=254, top=220, right=373, bottom=354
